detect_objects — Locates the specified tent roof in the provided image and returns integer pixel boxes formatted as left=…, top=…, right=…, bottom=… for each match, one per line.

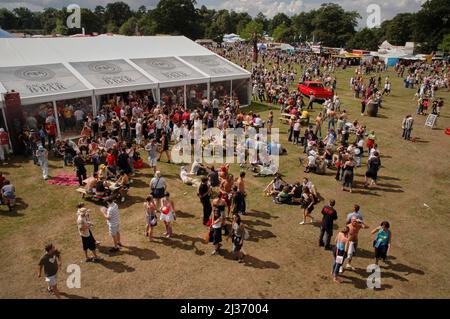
left=0, top=63, right=92, bottom=105
left=0, top=36, right=214, bottom=67
left=0, top=36, right=250, bottom=104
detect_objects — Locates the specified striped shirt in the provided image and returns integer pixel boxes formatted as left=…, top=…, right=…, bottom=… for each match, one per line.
left=107, top=203, right=120, bottom=227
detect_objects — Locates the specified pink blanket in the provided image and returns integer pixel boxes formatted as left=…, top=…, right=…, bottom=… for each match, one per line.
left=47, top=173, right=79, bottom=186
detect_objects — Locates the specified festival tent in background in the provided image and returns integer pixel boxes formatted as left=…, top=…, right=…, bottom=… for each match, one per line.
left=0, top=36, right=251, bottom=139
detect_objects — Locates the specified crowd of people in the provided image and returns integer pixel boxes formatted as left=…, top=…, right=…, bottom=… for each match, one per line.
left=10, top=43, right=447, bottom=297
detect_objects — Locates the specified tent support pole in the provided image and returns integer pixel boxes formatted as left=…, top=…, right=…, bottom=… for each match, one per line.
left=230, top=80, right=233, bottom=103
left=1, top=105, right=13, bottom=150
left=53, top=100, right=61, bottom=139
left=184, top=85, right=187, bottom=109
left=92, top=94, right=97, bottom=117
left=156, top=86, right=160, bottom=106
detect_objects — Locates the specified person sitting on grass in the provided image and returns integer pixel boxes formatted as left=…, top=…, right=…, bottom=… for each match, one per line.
left=94, top=177, right=109, bottom=198
left=289, top=181, right=303, bottom=204
left=304, top=150, right=317, bottom=173
left=1, top=180, right=16, bottom=211
left=180, top=166, right=200, bottom=187
left=190, top=158, right=208, bottom=176
left=254, top=154, right=279, bottom=176
left=275, top=186, right=292, bottom=204
left=264, top=175, right=286, bottom=197
left=84, top=173, right=98, bottom=195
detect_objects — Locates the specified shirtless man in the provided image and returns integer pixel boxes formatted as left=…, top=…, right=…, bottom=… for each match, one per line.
left=220, top=174, right=234, bottom=216
left=116, top=171, right=129, bottom=203
left=235, top=172, right=247, bottom=215
left=84, top=174, right=98, bottom=194
left=345, top=216, right=369, bottom=270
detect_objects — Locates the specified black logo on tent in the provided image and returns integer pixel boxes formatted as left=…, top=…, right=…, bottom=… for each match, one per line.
left=15, top=67, right=56, bottom=82
left=194, top=56, right=221, bottom=67
left=161, top=71, right=188, bottom=79
left=88, top=62, right=122, bottom=74
left=146, top=59, right=176, bottom=70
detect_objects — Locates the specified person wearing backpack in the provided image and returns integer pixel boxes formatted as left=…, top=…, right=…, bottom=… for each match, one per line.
left=364, top=152, right=381, bottom=188
left=319, top=199, right=338, bottom=250
left=230, top=213, right=248, bottom=263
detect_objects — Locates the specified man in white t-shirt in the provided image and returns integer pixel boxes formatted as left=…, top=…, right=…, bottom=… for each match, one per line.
left=180, top=166, right=200, bottom=186
left=304, top=151, right=317, bottom=173
left=74, top=109, right=84, bottom=131
left=190, top=159, right=207, bottom=175
left=100, top=199, right=121, bottom=252
left=212, top=98, right=219, bottom=110
left=254, top=115, right=263, bottom=128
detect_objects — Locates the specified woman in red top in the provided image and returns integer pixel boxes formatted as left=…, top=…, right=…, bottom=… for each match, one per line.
left=106, top=151, right=116, bottom=167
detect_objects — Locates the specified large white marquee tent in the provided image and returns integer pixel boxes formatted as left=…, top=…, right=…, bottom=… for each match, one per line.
left=0, top=35, right=251, bottom=138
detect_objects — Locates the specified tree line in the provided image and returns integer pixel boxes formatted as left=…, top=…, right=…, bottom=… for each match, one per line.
left=0, top=0, right=449, bottom=53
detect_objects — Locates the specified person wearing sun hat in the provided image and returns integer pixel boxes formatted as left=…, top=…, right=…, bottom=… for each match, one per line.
left=76, top=203, right=101, bottom=262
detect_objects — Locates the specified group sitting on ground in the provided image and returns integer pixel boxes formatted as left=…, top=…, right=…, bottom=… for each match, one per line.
left=265, top=175, right=319, bottom=206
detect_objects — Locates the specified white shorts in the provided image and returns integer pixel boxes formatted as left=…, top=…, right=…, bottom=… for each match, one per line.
left=108, top=224, right=120, bottom=236
left=148, top=157, right=157, bottom=167
left=45, top=275, right=57, bottom=287
left=0, top=144, right=8, bottom=160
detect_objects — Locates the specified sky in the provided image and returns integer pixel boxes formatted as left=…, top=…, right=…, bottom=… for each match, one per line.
left=0, top=0, right=427, bottom=24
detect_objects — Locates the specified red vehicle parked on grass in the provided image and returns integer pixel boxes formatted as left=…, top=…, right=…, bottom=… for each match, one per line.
left=297, top=81, right=334, bottom=101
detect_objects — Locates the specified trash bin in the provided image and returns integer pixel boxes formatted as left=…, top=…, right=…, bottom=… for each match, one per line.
left=367, top=102, right=379, bottom=117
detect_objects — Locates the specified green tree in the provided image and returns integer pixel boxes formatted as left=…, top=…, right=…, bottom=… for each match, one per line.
left=136, top=5, right=147, bottom=18
left=254, top=12, right=269, bottom=32
left=138, top=13, right=158, bottom=36
left=272, top=23, right=295, bottom=43
left=438, top=33, right=450, bottom=52
left=0, top=8, right=18, bottom=30
left=53, top=18, right=68, bottom=35
left=346, top=28, right=381, bottom=51
left=311, top=3, right=360, bottom=47
left=380, top=13, right=415, bottom=45
left=212, top=10, right=233, bottom=35
left=240, top=20, right=264, bottom=41
left=152, top=0, right=200, bottom=39
left=413, top=0, right=450, bottom=53
left=39, top=8, right=58, bottom=34
left=269, top=13, right=291, bottom=35
left=230, top=11, right=252, bottom=34
left=80, top=8, right=104, bottom=34
left=105, top=1, right=132, bottom=29
left=13, top=7, right=40, bottom=30
left=106, top=20, right=119, bottom=33
left=292, top=11, right=316, bottom=42
left=119, top=17, right=139, bottom=36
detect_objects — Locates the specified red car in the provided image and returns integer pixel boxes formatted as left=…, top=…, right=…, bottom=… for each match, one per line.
left=297, top=81, right=333, bottom=100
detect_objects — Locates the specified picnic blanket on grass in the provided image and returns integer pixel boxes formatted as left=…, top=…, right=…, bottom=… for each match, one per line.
left=47, top=173, right=79, bottom=186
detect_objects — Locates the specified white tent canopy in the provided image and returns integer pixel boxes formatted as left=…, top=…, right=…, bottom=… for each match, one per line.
left=179, top=55, right=249, bottom=82
left=131, top=56, right=208, bottom=88
left=0, top=36, right=251, bottom=106
left=0, top=63, right=92, bottom=105
left=69, top=59, right=156, bottom=96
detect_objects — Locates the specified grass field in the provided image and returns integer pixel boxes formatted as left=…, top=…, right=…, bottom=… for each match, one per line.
left=0, top=67, right=449, bottom=299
